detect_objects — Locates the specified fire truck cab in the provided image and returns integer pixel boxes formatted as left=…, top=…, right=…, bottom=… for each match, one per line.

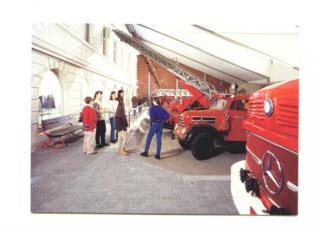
left=231, top=79, right=299, bottom=215
left=153, top=80, right=211, bottom=136
left=174, top=93, right=249, bottom=160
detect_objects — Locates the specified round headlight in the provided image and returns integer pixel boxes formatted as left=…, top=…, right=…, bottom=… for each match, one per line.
left=264, top=99, right=274, bottom=116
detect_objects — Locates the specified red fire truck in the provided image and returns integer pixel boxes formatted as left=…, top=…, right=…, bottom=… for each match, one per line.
left=174, top=93, right=249, bottom=160
left=231, top=78, right=298, bottom=215
left=153, top=80, right=211, bottom=137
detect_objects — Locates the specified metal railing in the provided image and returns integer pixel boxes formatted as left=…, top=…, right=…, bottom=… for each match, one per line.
left=127, top=102, right=150, bottom=127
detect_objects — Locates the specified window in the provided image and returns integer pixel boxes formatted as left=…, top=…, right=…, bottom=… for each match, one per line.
left=102, top=27, right=107, bottom=55
left=113, top=41, right=117, bottom=63
left=210, top=99, right=227, bottom=110
left=230, top=100, right=248, bottom=111
left=85, top=24, right=90, bottom=43
left=127, top=52, right=131, bottom=73
left=38, top=71, right=62, bottom=123
left=121, top=48, right=124, bottom=69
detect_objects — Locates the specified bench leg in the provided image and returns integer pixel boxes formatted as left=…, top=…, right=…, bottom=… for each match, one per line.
left=53, top=136, right=67, bottom=149
left=41, top=137, right=54, bottom=148
left=41, top=136, right=67, bottom=150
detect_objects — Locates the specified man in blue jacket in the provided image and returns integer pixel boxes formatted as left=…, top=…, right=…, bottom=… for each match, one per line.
left=140, top=97, right=169, bottom=159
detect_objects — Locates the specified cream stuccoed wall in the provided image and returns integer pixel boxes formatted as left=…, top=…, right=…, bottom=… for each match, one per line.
left=31, top=24, right=138, bottom=151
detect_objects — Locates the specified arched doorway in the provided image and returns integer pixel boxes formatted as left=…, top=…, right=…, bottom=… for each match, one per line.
left=38, top=70, right=63, bottom=123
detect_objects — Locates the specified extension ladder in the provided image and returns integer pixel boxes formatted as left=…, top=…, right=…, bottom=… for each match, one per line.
left=113, top=29, right=216, bottom=97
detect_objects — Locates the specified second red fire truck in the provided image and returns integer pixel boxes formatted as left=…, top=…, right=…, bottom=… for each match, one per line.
left=174, top=93, right=249, bottom=160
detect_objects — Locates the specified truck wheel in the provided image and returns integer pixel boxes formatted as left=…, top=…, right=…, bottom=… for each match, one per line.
left=191, top=132, right=215, bottom=160
left=225, top=142, right=246, bottom=153
left=178, top=138, right=190, bottom=150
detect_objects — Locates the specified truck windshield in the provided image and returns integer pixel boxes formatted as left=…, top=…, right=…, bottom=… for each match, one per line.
left=210, top=99, right=227, bottom=110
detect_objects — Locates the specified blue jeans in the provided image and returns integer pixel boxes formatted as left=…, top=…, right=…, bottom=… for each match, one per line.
left=109, top=117, right=117, bottom=142
left=144, top=122, right=163, bottom=155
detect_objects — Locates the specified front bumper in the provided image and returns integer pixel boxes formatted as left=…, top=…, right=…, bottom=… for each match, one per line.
left=231, top=160, right=268, bottom=215
left=173, top=124, right=187, bottom=140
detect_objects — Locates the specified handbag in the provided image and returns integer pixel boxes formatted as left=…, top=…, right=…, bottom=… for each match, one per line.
left=78, top=114, right=83, bottom=122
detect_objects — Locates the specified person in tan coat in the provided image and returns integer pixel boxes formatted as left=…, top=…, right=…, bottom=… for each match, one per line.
left=115, top=90, right=129, bottom=156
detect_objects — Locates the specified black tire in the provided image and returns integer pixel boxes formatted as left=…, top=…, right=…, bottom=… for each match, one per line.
left=191, top=132, right=215, bottom=160
left=178, top=138, right=190, bottom=150
left=224, top=142, right=246, bottom=153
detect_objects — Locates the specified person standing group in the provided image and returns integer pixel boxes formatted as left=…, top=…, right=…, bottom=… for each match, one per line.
left=81, top=89, right=129, bottom=156
left=93, top=91, right=110, bottom=148
left=81, top=96, right=98, bottom=155
left=131, top=93, right=143, bottom=115
left=82, top=91, right=169, bottom=159
left=115, top=90, right=129, bottom=156
left=140, top=97, right=169, bottom=160
left=108, top=91, right=118, bottom=143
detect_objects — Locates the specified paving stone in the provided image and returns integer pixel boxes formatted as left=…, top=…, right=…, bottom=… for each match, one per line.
left=31, top=129, right=242, bottom=215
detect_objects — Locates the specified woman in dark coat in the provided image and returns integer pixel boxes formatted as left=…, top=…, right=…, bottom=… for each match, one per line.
left=115, top=89, right=129, bottom=156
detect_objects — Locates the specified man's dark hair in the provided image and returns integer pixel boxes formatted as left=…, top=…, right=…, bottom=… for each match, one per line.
left=153, top=97, right=161, bottom=105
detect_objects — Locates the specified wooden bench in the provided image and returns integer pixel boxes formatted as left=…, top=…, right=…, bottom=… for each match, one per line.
left=41, top=115, right=83, bottom=149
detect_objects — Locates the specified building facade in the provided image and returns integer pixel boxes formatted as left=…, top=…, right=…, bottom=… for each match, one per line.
left=31, top=24, right=138, bottom=150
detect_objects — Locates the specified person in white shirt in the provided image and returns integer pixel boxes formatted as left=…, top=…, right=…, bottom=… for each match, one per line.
left=108, top=91, right=119, bottom=143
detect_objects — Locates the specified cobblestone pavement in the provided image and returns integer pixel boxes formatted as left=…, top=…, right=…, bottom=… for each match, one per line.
left=31, top=129, right=244, bottom=215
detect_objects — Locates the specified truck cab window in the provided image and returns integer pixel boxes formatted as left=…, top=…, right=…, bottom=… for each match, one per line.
left=210, top=99, right=227, bottom=110
left=230, top=100, right=248, bottom=111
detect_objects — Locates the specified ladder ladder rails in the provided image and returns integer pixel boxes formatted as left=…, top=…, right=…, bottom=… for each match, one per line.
left=141, top=55, right=160, bottom=87
left=125, top=24, right=161, bottom=88
left=113, top=29, right=216, bottom=97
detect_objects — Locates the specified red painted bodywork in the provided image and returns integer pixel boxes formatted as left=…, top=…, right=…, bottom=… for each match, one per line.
left=178, top=80, right=211, bottom=110
left=243, top=79, right=299, bottom=215
left=161, top=80, right=211, bottom=128
left=174, top=94, right=249, bottom=142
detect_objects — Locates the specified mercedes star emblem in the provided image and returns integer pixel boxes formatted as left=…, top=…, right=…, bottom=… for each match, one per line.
left=262, top=151, right=284, bottom=195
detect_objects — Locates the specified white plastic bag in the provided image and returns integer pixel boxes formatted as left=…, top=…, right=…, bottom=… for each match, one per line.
left=125, top=109, right=150, bottom=149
